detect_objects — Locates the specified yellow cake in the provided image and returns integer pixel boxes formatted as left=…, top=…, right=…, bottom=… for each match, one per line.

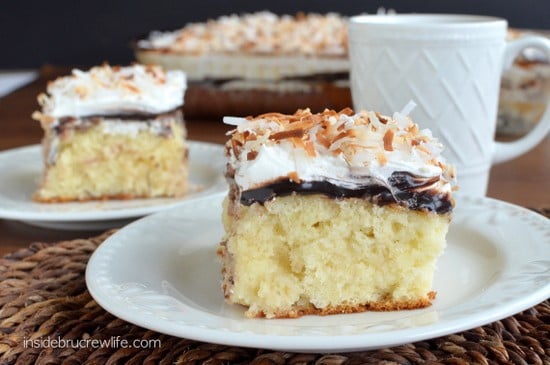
left=32, top=64, right=188, bottom=202
left=219, top=108, right=456, bottom=318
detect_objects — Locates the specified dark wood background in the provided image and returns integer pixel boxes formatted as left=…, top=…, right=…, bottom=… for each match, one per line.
left=1, top=0, right=549, bottom=69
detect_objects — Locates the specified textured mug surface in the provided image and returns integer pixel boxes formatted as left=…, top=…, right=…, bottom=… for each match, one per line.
left=349, top=14, right=550, bottom=196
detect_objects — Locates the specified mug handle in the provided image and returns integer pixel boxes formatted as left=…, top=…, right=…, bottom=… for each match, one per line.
left=493, top=36, right=550, bottom=164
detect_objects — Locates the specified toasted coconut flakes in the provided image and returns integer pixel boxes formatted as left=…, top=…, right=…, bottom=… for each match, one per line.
left=394, top=135, right=405, bottom=145
left=383, top=129, right=394, bottom=151
left=233, top=132, right=246, bottom=145
left=271, top=128, right=304, bottom=140
left=407, top=123, right=419, bottom=134
left=324, top=109, right=338, bottom=117
left=315, top=131, right=331, bottom=149
left=247, top=150, right=258, bottom=160
left=143, top=12, right=348, bottom=57
left=332, top=131, right=347, bottom=143
left=122, top=81, right=141, bottom=94
left=258, top=112, right=289, bottom=121
left=292, top=119, right=315, bottom=131
left=375, top=112, right=389, bottom=124
left=310, top=114, right=324, bottom=124
left=320, top=119, right=332, bottom=129
left=304, top=140, right=316, bottom=157
left=74, top=85, right=88, bottom=98
left=348, top=143, right=377, bottom=149
left=91, top=73, right=108, bottom=88
left=231, top=139, right=241, bottom=156
left=332, top=129, right=356, bottom=144
left=242, top=130, right=254, bottom=141
left=339, top=107, right=354, bottom=116
left=145, top=65, right=166, bottom=83
left=290, top=136, right=305, bottom=148
left=288, top=171, right=301, bottom=183
left=376, top=151, right=388, bottom=165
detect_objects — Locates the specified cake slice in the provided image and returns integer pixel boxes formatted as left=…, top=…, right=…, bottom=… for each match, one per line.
left=218, top=107, right=456, bottom=318
left=32, top=64, right=188, bottom=202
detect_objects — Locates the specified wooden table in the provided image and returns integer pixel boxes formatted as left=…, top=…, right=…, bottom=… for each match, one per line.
left=0, top=69, right=548, bottom=256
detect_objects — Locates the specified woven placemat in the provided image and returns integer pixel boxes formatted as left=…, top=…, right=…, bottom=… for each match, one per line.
left=1, top=218, right=549, bottom=364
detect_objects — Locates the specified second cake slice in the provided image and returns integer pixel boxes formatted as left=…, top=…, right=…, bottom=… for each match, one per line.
left=33, top=64, right=188, bottom=202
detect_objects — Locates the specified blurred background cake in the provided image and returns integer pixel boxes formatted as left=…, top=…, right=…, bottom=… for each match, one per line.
left=219, top=107, right=455, bottom=318
left=137, top=11, right=550, bottom=129
left=498, top=29, right=550, bottom=136
left=136, top=11, right=352, bottom=118
left=32, top=64, right=188, bottom=202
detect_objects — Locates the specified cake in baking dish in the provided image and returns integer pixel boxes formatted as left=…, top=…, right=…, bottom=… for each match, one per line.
left=32, top=64, right=188, bottom=202
left=218, top=107, right=456, bottom=318
left=135, top=11, right=350, bottom=117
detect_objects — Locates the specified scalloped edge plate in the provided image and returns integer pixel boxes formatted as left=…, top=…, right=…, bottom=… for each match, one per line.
left=0, top=141, right=226, bottom=229
left=86, top=194, right=549, bottom=352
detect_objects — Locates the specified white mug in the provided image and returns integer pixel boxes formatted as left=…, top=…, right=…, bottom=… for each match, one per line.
left=349, top=14, right=550, bottom=196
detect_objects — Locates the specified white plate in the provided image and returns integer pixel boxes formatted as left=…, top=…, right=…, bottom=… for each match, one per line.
left=86, top=195, right=550, bottom=353
left=0, top=142, right=226, bottom=230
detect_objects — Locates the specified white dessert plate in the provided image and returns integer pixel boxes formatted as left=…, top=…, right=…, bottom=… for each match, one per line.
left=86, top=194, right=550, bottom=353
left=0, top=141, right=226, bottom=230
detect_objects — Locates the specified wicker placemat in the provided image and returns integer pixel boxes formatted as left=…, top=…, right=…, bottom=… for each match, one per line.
left=1, top=224, right=549, bottom=364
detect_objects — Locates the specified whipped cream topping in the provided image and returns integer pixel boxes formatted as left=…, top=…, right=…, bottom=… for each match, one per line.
left=35, top=64, right=186, bottom=119
left=224, top=108, right=456, bottom=198
left=138, top=11, right=347, bottom=57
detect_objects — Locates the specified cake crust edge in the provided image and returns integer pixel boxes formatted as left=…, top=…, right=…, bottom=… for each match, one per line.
left=32, top=191, right=188, bottom=203
left=242, top=292, right=436, bottom=319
